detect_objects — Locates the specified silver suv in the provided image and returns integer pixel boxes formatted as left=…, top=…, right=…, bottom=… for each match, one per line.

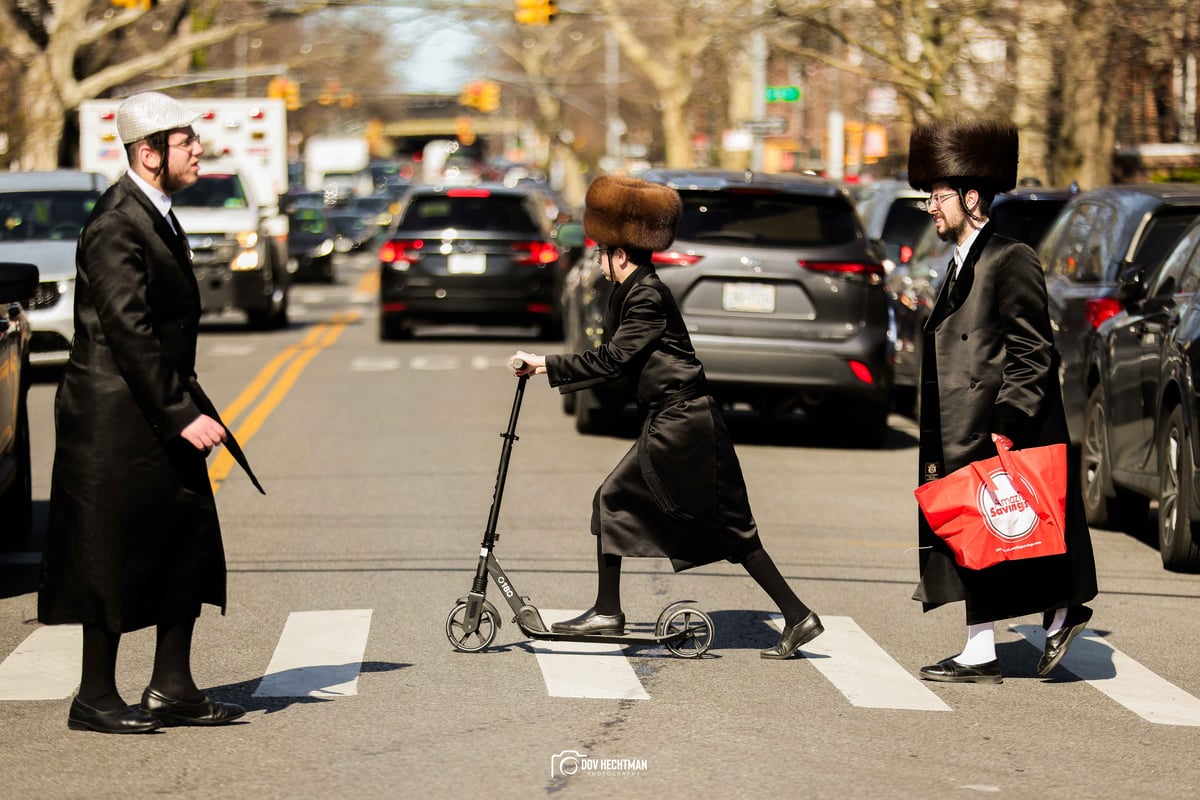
left=0, top=171, right=107, bottom=365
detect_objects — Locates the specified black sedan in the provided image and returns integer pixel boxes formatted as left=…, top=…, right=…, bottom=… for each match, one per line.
left=1081, top=214, right=1200, bottom=571
left=286, top=205, right=336, bottom=283
left=377, top=185, right=568, bottom=340
left=0, top=261, right=38, bottom=549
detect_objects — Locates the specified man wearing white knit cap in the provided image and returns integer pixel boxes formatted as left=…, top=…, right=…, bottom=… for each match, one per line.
left=38, top=92, right=262, bottom=733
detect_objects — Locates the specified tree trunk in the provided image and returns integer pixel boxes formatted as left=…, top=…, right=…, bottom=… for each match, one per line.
left=660, top=88, right=693, bottom=168
left=1011, top=1, right=1065, bottom=184
left=1052, top=0, right=1119, bottom=188
left=19, top=57, right=66, bottom=170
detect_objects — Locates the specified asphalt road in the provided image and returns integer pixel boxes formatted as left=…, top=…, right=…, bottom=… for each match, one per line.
left=2, top=251, right=1199, bottom=799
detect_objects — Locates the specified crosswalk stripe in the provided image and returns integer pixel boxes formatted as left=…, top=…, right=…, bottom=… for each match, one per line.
left=0, top=625, right=81, bottom=700
left=773, top=615, right=951, bottom=711
left=1012, top=625, right=1200, bottom=726
left=253, top=610, right=373, bottom=698
left=530, top=610, right=651, bottom=700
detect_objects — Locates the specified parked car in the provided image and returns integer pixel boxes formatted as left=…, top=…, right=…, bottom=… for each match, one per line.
left=853, top=178, right=933, bottom=273
left=560, top=168, right=894, bottom=446
left=884, top=186, right=1077, bottom=416
left=377, top=184, right=569, bottom=340
left=1080, top=214, right=1200, bottom=571
left=286, top=205, right=336, bottom=283
left=0, top=170, right=107, bottom=365
left=0, top=262, right=39, bottom=548
left=1038, top=184, right=1200, bottom=444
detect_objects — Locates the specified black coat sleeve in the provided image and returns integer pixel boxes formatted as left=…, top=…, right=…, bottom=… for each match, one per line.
left=991, top=241, right=1056, bottom=445
left=546, top=282, right=667, bottom=392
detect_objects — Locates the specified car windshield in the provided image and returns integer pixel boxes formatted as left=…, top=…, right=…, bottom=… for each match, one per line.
left=290, top=208, right=327, bottom=235
left=674, top=190, right=859, bottom=247
left=990, top=199, right=1069, bottom=247
left=397, top=194, right=538, bottom=233
left=0, top=190, right=100, bottom=241
left=174, top=175, right=249, bottom=209
left=1130, top=208, right=1200, bottom=273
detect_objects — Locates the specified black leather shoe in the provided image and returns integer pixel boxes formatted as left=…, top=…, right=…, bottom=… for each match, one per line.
left=141, top=687, right=246, bottom=726
left=1038, top=605, right=1093, bottom=676
left=919, top=656, right=1003, bottom=684
left=68, top=697, right=162, bottom=734
left=550, top=608, right=625, bottom=635
left=761, top=612, right=824, bottom=659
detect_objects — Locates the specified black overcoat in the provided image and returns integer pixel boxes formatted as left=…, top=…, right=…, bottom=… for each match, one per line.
left=914, top=224, right=1098, bottom=624
left=39, top=175, right=258, bottom=633
left=546, top=265, right=761, bottom=571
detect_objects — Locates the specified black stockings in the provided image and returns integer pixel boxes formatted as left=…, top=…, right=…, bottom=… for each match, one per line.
left=739, top=547, right=810, bottom=627
left=593, top=536, right=623, bottom=616
left=78, top=617, right=203, bottom=710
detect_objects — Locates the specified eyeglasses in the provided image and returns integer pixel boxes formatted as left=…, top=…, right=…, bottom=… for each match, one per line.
left=168, top=134, right=201, bottom=150
left=918, top=191, right=958, bottom=212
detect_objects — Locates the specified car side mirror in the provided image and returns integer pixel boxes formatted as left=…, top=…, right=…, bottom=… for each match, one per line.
left=555, top=221, right=585, bottom=249
left=1117, top=266, right=1147, bottom=309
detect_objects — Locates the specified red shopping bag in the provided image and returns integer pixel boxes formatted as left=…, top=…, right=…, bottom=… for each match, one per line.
left=913, top=442, right=1068, bottom=570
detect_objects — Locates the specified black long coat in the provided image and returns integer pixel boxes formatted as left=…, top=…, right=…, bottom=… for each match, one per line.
left=546, top=264, right=761, bottom=571
left=914, top=224, right=1098, bottom=624
left=39, top=175, right=258, bottom=633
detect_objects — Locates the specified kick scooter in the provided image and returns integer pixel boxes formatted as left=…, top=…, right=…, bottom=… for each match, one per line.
left=444, top=363, right=716, bottom=658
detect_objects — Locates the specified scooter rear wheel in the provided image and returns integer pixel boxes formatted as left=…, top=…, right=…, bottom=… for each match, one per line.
left=656, top=600, right=698, bottom=637
left=446, top=602, right=498, bottom=652
left=661, top=607, right=714, bottom=658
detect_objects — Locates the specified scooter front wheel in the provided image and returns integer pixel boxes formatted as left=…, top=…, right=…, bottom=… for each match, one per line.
left=661, top=607, right=715, bottom=658
left=446, top=602, right=498, bottom=652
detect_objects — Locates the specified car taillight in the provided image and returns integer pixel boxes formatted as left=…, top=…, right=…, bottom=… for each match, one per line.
left=511, top=241, right=559, bottom=265
left=652, top=251, right=703, bottom=266
left=447, top=188, right=490, bottom=197
left=1085, top=296, right=1122, bottom=329
left=379, top=238, right=425, bottom=266
left=848, top=360, right=874, bottom=384
left=899, top=245, right=914, bottom=264
left=799, top=260, right=886, bottom=281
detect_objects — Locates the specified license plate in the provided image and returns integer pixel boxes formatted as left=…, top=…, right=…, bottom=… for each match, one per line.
left=722, top=282, right=775, bottom=313
left=447, top=253, right=486, bottom=274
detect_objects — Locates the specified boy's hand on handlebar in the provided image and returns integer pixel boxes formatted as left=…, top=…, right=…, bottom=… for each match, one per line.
left=510, top=351, right=546, bottom=376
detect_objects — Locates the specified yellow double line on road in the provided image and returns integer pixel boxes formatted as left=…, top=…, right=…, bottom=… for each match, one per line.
left=209, top=309, right=360, bottom=494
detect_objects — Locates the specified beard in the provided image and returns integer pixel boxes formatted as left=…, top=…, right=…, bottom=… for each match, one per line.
left=936, top=216, right=966, bottom=243
left=160, top=156, right=197, bottom=195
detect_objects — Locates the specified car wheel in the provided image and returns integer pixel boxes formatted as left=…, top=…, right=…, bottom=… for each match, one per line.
left=1081, top=385, right=1149, bottom=530
left=0, top=385, right=33, bottom=548
left=379, top=313, right=412, bottom=341
left=575, top=389, right=618, bottom=435
left=1157, top=405, right=1200, bottom=572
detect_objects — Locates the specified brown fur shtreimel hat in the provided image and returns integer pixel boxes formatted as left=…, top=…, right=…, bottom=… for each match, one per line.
left=583, top=175, right=682, bottom=252
left=907, top=119, right=1019, bottom=193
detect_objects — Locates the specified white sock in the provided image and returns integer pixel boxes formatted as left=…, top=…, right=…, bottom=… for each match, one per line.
left=957, top=622, right=996, bottom=665
left=1046, top=607, right=1068, bottom=636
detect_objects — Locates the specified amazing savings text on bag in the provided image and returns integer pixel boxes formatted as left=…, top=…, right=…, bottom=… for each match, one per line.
left=913, top=442, right=1068, bottom=570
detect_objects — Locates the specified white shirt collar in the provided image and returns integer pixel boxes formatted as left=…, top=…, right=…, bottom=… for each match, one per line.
left=954, top=224, right=986, bottom=274
left=126, top=169, right=173, bottom=220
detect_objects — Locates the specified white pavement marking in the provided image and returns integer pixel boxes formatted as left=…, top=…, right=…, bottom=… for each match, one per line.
left=1012, top=625, right=1200, bottom=726
left=208, top=344, right=256, bottom=357
left=530, top=610, right=651, bottom=700
left=409, top=355, right=460, bottom=371
left=471, top=355, right=513, bottom=370
left=0, top=625, right=81, bottom=700
left=772, top=615, right=951, bottom=711
left=350, top=356, right=403, bottom=372
left=254, top=609, right=373, bottom=698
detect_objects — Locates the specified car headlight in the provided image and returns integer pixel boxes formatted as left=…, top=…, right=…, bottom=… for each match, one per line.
left=232, top=250, right=260, bottom=270
left=236, top=231, right=259, bottom=248
left=316, top=239, right=334, bottom=257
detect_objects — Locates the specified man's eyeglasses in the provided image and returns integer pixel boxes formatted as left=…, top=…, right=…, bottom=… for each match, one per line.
left=918, top=191, right=958, bottom=212
left=168, top=134, right=201, bottom=150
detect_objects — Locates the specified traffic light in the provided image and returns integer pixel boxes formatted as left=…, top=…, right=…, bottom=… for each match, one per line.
left=111, top=0, right=152, bottom=9
left=514, top=0, right=557, bottom=26
left=477, top=82, right=501, bottom=114
left=459, top=81, right=483, bottom=109
left=284, top=81, right=301, bottom=111
left=765, top=86, right=802, bottom=103
left=456, top=117, right=476, bottom=146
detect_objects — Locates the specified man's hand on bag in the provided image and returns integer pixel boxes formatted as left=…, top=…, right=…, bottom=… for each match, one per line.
left=181, top=414, right=227, bottom=453
left=991, top=432, right=1014, bottom=451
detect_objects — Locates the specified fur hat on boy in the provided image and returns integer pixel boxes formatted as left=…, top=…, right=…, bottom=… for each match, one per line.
left=583, top=176, right=683, bottom=252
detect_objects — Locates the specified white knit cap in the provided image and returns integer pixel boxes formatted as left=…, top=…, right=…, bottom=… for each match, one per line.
left=116, top=92, right=199, bottom=144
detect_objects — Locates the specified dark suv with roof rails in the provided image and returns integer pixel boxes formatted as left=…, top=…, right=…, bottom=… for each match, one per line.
left=561, top=168, right=893, bottom=446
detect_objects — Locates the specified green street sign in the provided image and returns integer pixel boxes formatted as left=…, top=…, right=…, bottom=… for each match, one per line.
left=765, top=86, right=801, bottom=103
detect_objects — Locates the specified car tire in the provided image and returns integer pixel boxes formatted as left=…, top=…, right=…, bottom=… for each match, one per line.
left=1157, top=405, right=1200, bottom=572
left=575, top=389, right=619, bottom=435
left=379, top=314, right=412, bottom=341
left=0, top=383, right=33, bottom=548
left=1081, top=385, right=1149, bottom=530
